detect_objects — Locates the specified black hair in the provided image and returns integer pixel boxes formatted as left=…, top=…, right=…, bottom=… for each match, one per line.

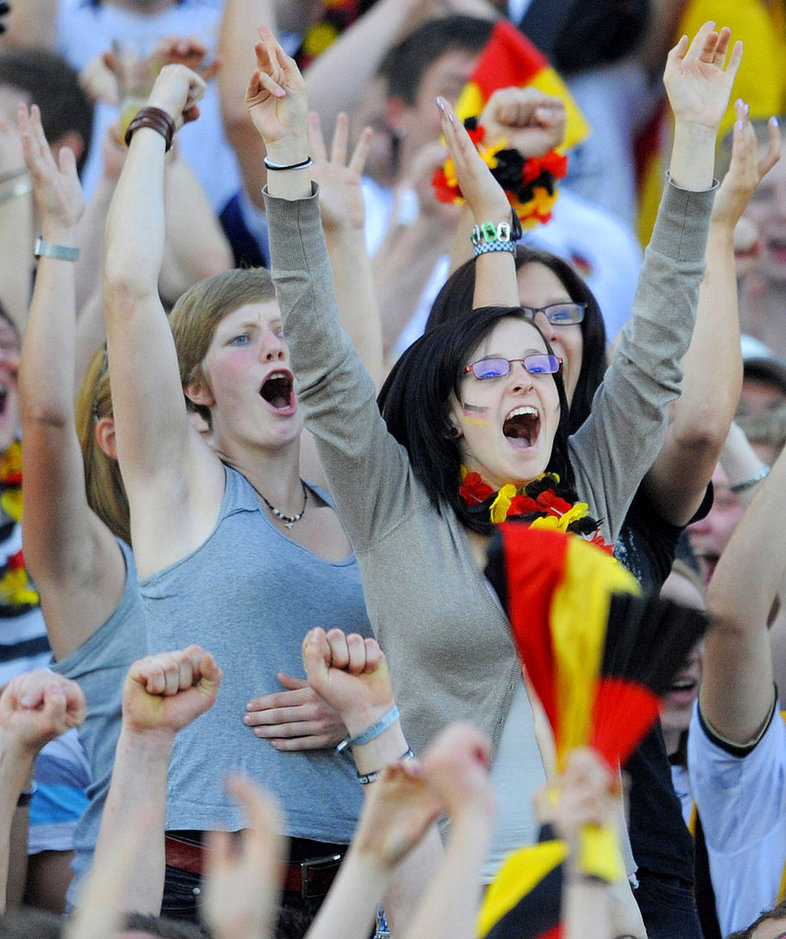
left=734, top=899, right=786, bottom=939
left=378, top=15, right=493, bottom=106
left=0, top=48, right=93, bottom=173
left=426, top=245, right=608, bottom=434
left=377, top=305, right=574, bottom=535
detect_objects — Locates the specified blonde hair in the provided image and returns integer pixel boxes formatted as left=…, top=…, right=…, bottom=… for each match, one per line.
left=75, top=345, right=131, bottom=545
left=168, top=267, right=276, bottom=424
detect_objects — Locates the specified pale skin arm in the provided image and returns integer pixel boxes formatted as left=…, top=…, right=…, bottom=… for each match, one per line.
left=400, top=722, right=495, bottom=939
left=302, top=627, right=444, bottom=936
left=644, top=101, right=781, bottom=525
left=218, top=0, right=277, bottom=212
left=103, top=64, right=224, bottom=578
left=702, top=437, right=786, bottom=744
left=0, top=671, right=86, bottom=913
left=18, top=103, right=127, bottom=662
left=201, top=774, right=284, bottom=939
left=0, top=110, right=33, bottom=334
left=70, top=647, right=222, bottom=925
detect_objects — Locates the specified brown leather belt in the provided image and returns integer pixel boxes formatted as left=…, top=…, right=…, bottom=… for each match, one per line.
left=164, top=834, right=343, bottom=899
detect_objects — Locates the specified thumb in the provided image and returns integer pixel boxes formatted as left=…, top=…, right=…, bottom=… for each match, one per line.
left=301, top=627, right=330, bottom=687
left=277, top=672, right=306, bottom=691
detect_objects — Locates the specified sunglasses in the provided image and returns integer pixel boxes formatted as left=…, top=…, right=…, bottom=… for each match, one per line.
left=464, top=355, right=562, bottom=380
left=521, top=302, right=586, bottom=325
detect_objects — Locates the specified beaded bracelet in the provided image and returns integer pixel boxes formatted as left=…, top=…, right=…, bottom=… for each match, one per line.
left=336, top=704, right=400, bottom=753
left=729, top=464, right=770, bottom=493
left=357, top=747, right=415, bottom=785
left=125, top=106, right=176, bottom=152
left=474, top=240, right=516, bottom=256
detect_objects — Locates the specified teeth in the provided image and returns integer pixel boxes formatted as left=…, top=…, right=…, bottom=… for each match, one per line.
left=506, top=406, right=537, bottom=420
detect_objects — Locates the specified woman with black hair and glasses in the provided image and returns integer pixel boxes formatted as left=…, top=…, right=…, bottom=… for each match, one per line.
left=251, top=20, right=739, bottom=934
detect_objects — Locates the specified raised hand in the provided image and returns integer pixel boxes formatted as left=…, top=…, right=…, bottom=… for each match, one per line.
left=302, top=627, right=394, bottom=738
left=436, top=96, right=510, bottom=225
left=19, top=104, right=84, bottom=232
left=244, top=670, right=346, bottom=750
left=419, top=721, right=495, bottom=823
left=664, top=22, right=743, bottom=135
left=309, top=111, right=371, bottom=232
left=713, top=99, right=780, bottom=233
left=145, top=63, right=207, bottom=132
left=202, top=774, right=285, bottom=939
left=479, top=86, right=567, bottom=157
left=0, top=670, right=86, bottom=758
left=245, top=25, right=309, bottom=162
left=121, top=645, right=222, bottom=736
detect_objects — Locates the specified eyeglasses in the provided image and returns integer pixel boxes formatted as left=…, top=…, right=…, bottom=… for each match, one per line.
left=464, top=355, right=562, bottom=380
left=521, top=302, right=586, bottom=325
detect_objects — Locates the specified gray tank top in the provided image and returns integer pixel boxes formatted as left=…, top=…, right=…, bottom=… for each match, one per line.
left=142, top=465, right=371, bottom=839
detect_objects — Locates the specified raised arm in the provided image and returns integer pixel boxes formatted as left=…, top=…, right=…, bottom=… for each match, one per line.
left=644, top=100, right=781, bottom=525
left=302, top=627, right=443, bottom=936
left=18, top=104, right=127, bottom=662
left=103, top=65, right=223, bottom=576
left=700, top=438, right=786, bottom=744
left=0, top=671, right=86, bottom=913
left=78, top=647, right=222, bottom=922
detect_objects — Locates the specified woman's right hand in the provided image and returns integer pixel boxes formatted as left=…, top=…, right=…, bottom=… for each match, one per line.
left=145, top=63, right=206, bottom=132
left=302, top=627, right=395, bottom=739
left=479, top=86, right=566, bottom=158
left=437, top=95, right=511, bottom=226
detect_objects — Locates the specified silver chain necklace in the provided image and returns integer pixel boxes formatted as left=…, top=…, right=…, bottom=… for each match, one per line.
left=258, top=480, right=308, bottom=529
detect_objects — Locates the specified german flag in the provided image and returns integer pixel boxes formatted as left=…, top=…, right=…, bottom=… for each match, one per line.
left=453, top=18, right=590, bottom=152
left=477, top=523, right=709, bottom=936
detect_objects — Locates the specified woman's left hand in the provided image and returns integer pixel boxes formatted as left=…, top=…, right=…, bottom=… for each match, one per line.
left=437, top=95, right=511, bottom=224
left=245, top=25, right=309, bottom=165
left=244, top=672, right=347, bottom=750
left=664, top=21, right=743, bottom=135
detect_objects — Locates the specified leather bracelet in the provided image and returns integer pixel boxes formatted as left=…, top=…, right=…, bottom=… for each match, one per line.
left=263, top=156, right=312, bottom=171
left=357, top=747, right=415, bottom=785
left=124, top=106, right=176, bottom=152
left=34, top=236, right=79, bottom=261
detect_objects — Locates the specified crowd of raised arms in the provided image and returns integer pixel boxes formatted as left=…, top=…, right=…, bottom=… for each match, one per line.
left=1, top=2, right=786, bottom=938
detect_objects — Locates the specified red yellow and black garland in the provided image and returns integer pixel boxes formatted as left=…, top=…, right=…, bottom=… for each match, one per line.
left=459, top=467, right=612, bottom=553
left=432, top=119, right=568, bottom=231
left=0, top=439, right=39, bottom=613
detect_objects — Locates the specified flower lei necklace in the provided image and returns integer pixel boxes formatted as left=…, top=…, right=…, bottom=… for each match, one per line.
left=0, top=439, right=40, bottom=612
left=459, top=467, right=612, bottom=553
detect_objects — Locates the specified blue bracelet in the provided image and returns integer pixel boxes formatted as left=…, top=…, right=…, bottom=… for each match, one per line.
left=336, top=705, right=400, bottom=753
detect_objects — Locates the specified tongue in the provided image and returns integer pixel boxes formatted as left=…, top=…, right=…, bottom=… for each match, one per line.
left=503, top=416, right=534, bottom=444
left=269, top=392, right=289, bottom=410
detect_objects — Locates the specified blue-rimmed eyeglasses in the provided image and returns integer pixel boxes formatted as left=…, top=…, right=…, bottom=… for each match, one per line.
left=463, top=355, right=562, bottom=380
left=521, top=302, right=586, bottom=325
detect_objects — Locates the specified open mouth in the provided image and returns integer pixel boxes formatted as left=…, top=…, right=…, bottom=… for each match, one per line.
left=665, top=673, right=698, bottom=707
left=0, top=384, right=8, bottom=417
left=503, top=406, right=539, bottom=449
left=260, top=370, right=296, bottom=415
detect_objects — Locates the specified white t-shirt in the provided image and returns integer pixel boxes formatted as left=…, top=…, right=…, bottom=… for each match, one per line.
left=688, top=701, right=786, bottom=936
left=56, top=0, right=241, bottom=213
